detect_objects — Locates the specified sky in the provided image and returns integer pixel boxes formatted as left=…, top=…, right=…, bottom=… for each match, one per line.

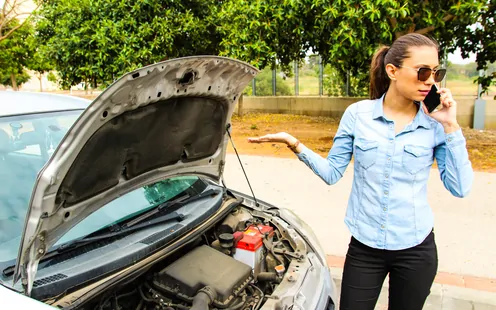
left=448, top=48, right=477, bottom=64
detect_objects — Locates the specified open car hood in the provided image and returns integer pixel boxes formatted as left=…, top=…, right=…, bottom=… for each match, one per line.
left=13, top=56, right=258, bottom=294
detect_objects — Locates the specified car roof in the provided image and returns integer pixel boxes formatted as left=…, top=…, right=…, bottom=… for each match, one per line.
left=0, top=91, right=91, bottom=117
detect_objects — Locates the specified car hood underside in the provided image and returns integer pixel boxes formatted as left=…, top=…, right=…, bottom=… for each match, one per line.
left=13, top=56, right=258, bottom=295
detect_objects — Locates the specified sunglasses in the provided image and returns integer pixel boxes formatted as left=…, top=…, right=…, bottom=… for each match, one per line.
left=397, top=66, right=447, bottom=82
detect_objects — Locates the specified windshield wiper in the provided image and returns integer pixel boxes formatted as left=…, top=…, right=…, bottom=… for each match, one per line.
left=2, top=188, right=223, bottom=277
left=122, top=187, right=222, bottom=229
left=51, top=187, right=221, bottom=253
left=2, top=212, right=186, bottom=277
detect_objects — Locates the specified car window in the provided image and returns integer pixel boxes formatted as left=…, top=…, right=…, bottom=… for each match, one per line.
left=0, top=110, right=83, bottom=263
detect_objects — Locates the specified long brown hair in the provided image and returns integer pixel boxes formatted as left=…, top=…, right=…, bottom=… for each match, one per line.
left=369, top=33, right=439, bottom=99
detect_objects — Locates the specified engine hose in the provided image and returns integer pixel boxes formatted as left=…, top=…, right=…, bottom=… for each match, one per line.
left=263, top=238, right=284, bottom=266
left=256, top=272, right=281, bottom=283
left=225, top=294, right=247, bottom=310
left=138, top=285, right=155, bottom=303
left=250, top=285, right=265, bottom=310
left=190, top=286, right=217, bottom=310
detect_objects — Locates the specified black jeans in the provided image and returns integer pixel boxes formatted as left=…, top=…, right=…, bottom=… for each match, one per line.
left=339, top=231, right=438, bottom=310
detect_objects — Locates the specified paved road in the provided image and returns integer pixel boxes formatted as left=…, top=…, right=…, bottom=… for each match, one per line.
left=331, top=276, right=496, bottom=310
left=223, top=153, right=496, bottom=279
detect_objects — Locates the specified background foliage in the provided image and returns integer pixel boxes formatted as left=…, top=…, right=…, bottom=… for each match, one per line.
left=1, top=0, right=494, bottom=97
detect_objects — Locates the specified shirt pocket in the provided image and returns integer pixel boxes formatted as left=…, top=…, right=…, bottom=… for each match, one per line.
left=402, top=144, right=434, bottom=174
left=354, top=139, right=379, bottom=170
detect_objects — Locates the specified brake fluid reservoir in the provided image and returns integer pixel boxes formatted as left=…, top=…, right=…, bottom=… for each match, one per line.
left=233, top=224, right=274, bottom=275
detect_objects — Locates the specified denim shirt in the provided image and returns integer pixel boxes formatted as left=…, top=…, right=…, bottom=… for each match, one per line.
left=296, top=94, right=474, bottom=250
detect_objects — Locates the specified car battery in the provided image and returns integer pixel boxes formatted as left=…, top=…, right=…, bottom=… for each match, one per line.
left=233, top=224, right=274, bottom=275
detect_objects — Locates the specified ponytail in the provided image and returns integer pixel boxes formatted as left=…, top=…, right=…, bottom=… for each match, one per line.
left=369, top=46, right=390, bottom=99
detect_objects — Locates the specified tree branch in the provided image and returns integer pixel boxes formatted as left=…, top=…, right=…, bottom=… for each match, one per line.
left=5, top=0, right=19, bottom=18
left=2, top=0, right=7, bottom=18
left=389, top=17, right=404, bottom=39
left=0, top=21, right=25, bottom=41
left=388, top=17, right=397, bottom=29
left=0, top=0, right=40, bottom=42
left=415, top=13, right=455, bottom=35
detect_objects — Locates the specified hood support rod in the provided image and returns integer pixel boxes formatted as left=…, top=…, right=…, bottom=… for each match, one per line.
left=225, top=124, right=259, bottom=207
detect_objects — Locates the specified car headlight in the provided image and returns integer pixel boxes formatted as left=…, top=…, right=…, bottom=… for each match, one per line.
left=278, top=208, right=328, bottom=267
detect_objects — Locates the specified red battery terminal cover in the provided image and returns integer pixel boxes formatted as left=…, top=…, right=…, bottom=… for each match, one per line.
left=235, top=224, right=274, bottom=252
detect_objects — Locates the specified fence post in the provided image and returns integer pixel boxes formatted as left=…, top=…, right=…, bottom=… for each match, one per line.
left=441, top=52, right=448, bottom=88
left=272, top=68, right=276, bottom=96
left=294, top=60, right=299, bottom=96
left=319, top=56, right=323, bottom=96
left=473, top=69, right=486, bottom=129
left=346, top=70, right=350, bottom=96
left=252, top=79, right=256, bottom=96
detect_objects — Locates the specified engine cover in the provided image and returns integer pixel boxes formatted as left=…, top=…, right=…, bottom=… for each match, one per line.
left=153, top=245, right=253, bottom=307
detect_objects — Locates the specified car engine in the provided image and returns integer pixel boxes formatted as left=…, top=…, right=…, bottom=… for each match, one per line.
left=88, top=207, right=296, bottom=310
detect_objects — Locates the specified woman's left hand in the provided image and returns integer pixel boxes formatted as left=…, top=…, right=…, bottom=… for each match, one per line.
left=422, top=87, right=460, bottom=133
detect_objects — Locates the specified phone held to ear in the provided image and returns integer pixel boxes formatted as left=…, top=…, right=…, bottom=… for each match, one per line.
left=423, top=84, right=441, bottom=113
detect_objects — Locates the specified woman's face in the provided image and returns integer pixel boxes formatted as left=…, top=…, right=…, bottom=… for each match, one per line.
left=390, top=46, right=440, bottom=102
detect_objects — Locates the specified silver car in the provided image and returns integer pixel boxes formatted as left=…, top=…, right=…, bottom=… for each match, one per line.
left=0, top=56, right=337, bottom=310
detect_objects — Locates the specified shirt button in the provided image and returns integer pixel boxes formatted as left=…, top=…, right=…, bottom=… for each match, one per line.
left=381, top=225, right=385, bottom=229
left=384, top=191, right=389, bottom=195
left=383, top=207, right=387, bottom=211
left=447, top=137, right=452, bottom=142
left=387, top=157, right=391, bottom=162
left=385, top=173, right=389, bottom=178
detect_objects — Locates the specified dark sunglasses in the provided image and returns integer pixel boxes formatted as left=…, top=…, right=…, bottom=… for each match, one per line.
left=397, top=66, right=447, bottom=82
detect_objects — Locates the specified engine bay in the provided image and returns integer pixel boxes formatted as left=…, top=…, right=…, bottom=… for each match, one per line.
left=84, top=206, right=300, bottom=310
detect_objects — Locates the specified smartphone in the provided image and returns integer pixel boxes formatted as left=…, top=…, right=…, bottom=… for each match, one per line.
left=423, top=84, right=441, bottom=113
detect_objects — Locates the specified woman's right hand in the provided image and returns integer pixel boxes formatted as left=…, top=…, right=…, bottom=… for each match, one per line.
left=247, top=132, right=295, bottom=145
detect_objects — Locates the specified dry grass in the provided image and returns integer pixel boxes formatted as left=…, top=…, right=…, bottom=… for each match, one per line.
left=446, top=79, right=496, bottom=98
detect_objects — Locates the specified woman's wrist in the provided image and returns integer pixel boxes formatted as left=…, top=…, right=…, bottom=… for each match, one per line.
left=286, top=136, right=302, bottom=154
left=286, top=136, right=298, bottom=146
left=442, top=121, right=460, bottom=134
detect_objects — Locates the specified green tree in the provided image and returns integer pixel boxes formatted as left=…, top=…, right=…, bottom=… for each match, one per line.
left=26, top=37, right=54, bottom=92
left=216, top=0, right=309, bottom=73
left=305, top=0, right=488, bottom=96
left=0, top=70, right=31, bottom=89
left=36, top=0, right=223, bottom=89
left=35, top=0, right=494, bottom=96
left=450, top=0, right=495, bottom=97
left=0, top=18, right=35, bottom=90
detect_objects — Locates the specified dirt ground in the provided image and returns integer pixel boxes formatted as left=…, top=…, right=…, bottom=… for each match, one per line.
left=228, top=113, right=496, bottom=173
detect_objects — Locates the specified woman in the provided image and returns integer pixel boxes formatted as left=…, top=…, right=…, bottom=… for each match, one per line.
left=247, top=33, right=474, bottom=310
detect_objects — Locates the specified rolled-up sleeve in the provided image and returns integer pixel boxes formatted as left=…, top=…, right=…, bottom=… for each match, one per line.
left=296, top=104, right=356, bottom=185
left=434, top=125, right=474, bottom=197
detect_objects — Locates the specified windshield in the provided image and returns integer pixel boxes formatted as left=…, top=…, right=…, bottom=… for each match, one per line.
left=0, top=110, right=82, bottom=263
left=53, top=175, right=205, bottom=247
left=0, top=110, right=206, bottom=265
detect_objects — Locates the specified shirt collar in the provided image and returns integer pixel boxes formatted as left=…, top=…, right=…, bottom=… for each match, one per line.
left=372, top=94, right=386, bottom=120
left=373, top=93, right=431, bottom=130
left=413, top=102, right=432, bottom=129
